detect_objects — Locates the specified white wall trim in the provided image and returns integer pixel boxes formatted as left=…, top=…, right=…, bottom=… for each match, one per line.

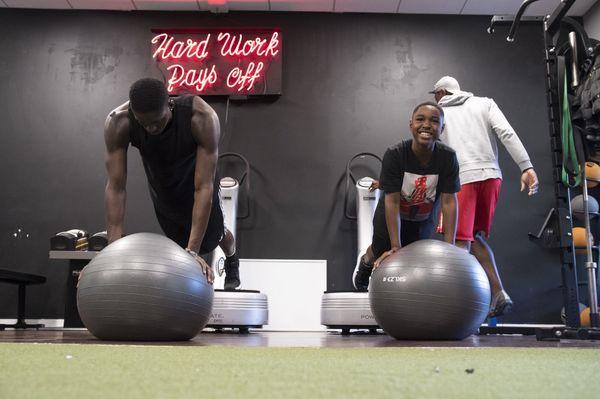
left=0, top=319, right=64, bottom=328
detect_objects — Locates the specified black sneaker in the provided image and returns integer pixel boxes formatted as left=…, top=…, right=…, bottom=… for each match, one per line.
left=352, top=257, right=373, bottom=291
left=488, top=290, right=513, bottom=318
left=224, top=253, right=240, bottom=290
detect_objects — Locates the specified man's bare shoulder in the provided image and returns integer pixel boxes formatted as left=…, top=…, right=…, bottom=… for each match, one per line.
left=190, top=96, right=219, bottom=147
left=105, top=101, right=131, bottom=147
left=191, top=96, right=218, bottom=121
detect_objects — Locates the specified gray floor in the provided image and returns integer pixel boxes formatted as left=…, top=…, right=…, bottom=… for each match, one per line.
left=2, top=328, right=600, bottom=348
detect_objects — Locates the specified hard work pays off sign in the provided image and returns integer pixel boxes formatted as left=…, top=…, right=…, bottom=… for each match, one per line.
left=151, top=28, right=282, bottom=96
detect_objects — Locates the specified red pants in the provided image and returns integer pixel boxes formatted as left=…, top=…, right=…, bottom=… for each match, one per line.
left=455, top=178, right=502, bottom=241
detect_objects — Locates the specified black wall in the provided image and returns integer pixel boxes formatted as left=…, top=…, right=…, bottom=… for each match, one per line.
left=0, top=9, right=563, bottom=322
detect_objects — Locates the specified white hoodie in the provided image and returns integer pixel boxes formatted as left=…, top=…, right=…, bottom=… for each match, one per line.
left=438, top=91, right=533, bottom=185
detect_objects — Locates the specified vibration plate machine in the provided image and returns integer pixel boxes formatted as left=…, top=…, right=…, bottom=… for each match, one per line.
left=206, top=153, right=268, bottom=333
left=321, top=153, right=382, bottom=334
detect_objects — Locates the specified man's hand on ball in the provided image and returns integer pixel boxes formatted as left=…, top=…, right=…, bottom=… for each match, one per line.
left=186, top=249, right=214, bottom=284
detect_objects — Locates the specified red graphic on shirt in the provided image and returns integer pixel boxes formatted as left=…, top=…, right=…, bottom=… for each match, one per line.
left=412, top=176, right=428, bottom=203
left=400, top=173, right=439, bottom=222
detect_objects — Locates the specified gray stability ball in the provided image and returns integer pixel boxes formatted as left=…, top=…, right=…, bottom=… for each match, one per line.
left=571, top=194, right=599, bottom=222
left=77, top=233, right=214, bottom=341
left=369, top=239, right=490, bottom=340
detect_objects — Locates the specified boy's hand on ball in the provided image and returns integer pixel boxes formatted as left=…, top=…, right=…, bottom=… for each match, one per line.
left=373, top=246, right=400, bottom=269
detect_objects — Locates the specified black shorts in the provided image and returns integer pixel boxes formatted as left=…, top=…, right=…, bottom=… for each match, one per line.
left=371, top=197, right=436, bottom=259
left=155, top=199, right=225, bottom=255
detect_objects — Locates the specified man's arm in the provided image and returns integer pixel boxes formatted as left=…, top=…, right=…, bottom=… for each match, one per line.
left=104, top=106, right=130, bottom=243
left=440, top=192, right=457, bottom=245
left=488, top=100, right=539, bottom=195
left=488, top=99, right=533, bottom=172
left=186, top=96, right=221, bottom=254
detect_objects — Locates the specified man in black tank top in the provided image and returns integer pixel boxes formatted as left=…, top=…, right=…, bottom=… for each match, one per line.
left=103, top=78, right=240, bottom=289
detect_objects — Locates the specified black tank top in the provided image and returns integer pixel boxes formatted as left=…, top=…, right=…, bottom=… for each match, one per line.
left=128, top=95, right=219, bottom=223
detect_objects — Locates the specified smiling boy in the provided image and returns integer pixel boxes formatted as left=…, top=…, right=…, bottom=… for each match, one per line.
left=353, top=101, right=460, bottom=291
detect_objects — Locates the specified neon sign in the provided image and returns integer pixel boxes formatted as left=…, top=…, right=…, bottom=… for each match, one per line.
left=151, top=28, right=282, bottom=95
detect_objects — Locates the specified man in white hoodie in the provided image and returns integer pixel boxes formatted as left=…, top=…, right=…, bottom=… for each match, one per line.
left=431, top=76, right=539, bottom=317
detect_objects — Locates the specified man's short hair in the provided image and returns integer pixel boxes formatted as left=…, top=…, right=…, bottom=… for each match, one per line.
left=412, top=101, right=445, bottom=120
left=129, top=78, right=169, bottom=113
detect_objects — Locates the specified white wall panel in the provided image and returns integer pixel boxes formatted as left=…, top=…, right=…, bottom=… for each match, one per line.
left=239, top=259, right=327, bottom=331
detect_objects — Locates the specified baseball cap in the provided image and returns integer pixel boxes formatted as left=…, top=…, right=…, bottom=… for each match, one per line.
left=429, top=76, right=461, bottom=94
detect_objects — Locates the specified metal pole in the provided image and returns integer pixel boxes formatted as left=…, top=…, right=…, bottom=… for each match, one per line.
left=569, top=31, right=579, bottom=88
left=582, top=167, right=600, bottom=325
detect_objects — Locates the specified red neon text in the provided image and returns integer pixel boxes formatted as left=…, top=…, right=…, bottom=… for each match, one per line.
left=166, top=64, right=218, bottom=92
left=226, top=62, right=264, bottom=92
left=152, top=33, right=211, bottom=61
left=218, top=32, right=280, bottom=57
left=152, top=29, right=281, bottom=94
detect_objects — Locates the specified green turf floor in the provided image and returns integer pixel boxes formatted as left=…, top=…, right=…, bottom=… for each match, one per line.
left=1, top=343, right=598, bottom=399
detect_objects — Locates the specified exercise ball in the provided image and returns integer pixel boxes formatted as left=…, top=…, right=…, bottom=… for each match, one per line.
left=585, top=162, right=600, bottom=188
left=571, top=195, right=599, bottom=222
left=581, top=307, right=592, bottom=327
left=560, top=303, right=589, bottom=327
left=77, top=233, right=213, bottom=341
left=572, top=227, right=593, bottom=254
left=369, top=239, right=490, bottom=340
